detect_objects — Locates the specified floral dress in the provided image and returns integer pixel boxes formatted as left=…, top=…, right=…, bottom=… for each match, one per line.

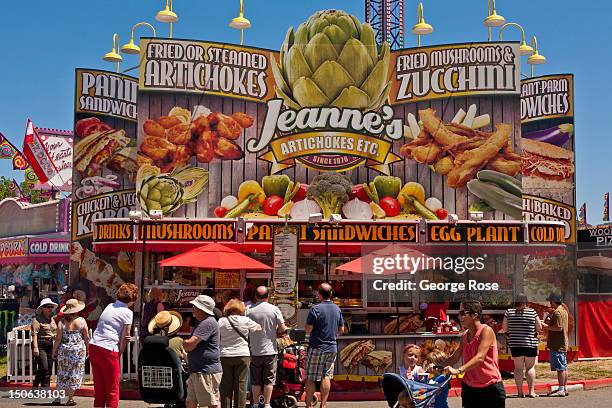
left=57, top=317, right=87, bottom=391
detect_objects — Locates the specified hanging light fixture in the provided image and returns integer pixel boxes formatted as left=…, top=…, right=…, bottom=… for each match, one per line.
left=411, top=1, right=433, bottom=47
left=156, top=0, right=178, bottom=38
left=229, top=0, right=251, bottom=45
left=102, top=33, right=122, bottom=72
left=499, top=22, right=533, bottom=56
left=121, top=22, right=157, bottom=55
left=484, top=0, right=506, bottom=41
left=527, top=35, right=547, bottom=77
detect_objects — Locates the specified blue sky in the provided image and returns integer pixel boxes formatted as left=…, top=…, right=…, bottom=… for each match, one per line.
left=0, top=0, right=608, bottom=223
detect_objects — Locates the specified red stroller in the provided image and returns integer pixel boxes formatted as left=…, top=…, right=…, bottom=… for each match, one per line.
left=270, top=329, right=319, bottom=408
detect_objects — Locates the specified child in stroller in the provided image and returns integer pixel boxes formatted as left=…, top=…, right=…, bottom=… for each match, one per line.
left=381, top=372, right=452, bottom=408
left=270, top=329, right=319, bottom=408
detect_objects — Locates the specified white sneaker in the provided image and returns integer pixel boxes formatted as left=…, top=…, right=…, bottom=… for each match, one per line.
left=548, top=389, right=568, bottom=397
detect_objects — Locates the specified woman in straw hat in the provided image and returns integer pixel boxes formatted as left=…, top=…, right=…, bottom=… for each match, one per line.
left=149, top=310, right=186, bottom=360
left=52, top=298, right=89, bottom=406
left=142, top=287, right=165, bottom=339
left=32, top=298, right=58, bottom=388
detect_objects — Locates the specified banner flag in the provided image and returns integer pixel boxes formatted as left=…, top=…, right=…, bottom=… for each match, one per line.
left=604, top=193, right=609, bottom=222
left=23, top=119, right=60, bottom=184
left=579, top=203, right=587, bottom=227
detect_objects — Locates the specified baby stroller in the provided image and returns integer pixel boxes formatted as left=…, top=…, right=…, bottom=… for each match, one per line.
left=270, top=329, right=319, bottom=408
left=138, top=336, right=187, bottom=408
left=381, top=373, right=451, bottom=408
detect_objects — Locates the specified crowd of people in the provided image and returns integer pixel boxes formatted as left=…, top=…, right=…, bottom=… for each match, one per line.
left=31, top=283, right=570, bottom=408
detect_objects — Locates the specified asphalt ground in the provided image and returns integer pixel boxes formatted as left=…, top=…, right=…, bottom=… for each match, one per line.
left=1, top=386, right=611, bottom=408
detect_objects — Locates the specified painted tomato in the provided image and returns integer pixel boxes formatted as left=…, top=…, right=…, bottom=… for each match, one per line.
left=263, top=195, right=284, bottom=216
left=379, top=196, right=400, bottom=217
left=214, top=206, right=228, bottom=218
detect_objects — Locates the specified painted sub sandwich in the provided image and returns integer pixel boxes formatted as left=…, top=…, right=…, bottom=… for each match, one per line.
left=340, top=340, right=375, bottom=373
left=521, top=138, right=574, bottom=190
left=74, top=129, right=131, bottom=177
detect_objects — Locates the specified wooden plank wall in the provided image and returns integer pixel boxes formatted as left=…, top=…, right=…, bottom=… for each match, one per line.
left=138, top=92, right=520, bottom=220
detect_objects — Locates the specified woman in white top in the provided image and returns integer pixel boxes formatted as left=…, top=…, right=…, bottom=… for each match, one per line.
left=89, top=283, right=138, bottom=408
left=218, top=299, right=261, bottom=408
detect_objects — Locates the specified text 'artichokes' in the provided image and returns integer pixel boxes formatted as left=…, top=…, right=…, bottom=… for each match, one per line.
left=271, top=10, right=391, bottom=111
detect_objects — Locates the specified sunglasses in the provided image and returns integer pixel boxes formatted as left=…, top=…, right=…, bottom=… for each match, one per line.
left=43, top=305, right=55, bottom=309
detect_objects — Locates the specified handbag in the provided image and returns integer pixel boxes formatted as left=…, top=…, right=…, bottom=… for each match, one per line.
left=227, top=316, right=250, bottom=351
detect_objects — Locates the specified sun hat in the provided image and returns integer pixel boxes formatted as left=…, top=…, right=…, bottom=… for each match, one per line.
left=148, top=310, right=183, bottom=336
left=60, top=298, right=85, bottom=315
left=37, top=298, right=58, bottom=313
left=190, top=295, right=215, bottom=316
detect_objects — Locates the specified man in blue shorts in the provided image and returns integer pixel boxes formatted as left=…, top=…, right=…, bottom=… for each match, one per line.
left=304, top=283, right=344, bottom=408
left=543, top=293, right=569, bottom=397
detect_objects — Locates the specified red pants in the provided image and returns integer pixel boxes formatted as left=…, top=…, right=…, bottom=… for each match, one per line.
left=90, top=344, right=120, bottom=407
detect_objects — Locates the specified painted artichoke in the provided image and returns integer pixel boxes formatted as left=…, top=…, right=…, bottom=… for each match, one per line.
left=138, top=174, right=184, bottom=215
left=271, top=9, right=391, bottom=110
left=137, top=166, right=209, bottom=216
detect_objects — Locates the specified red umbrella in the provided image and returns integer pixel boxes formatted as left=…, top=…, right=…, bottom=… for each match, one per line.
left=336, top=244, right=434, bottom=275
left=159, top=243, right=272, bottom=270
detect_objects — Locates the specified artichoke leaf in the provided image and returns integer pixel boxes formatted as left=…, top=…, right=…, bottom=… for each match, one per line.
left=282, top=26, right=295, bottom=54
left=337, top=38, right=373, bottom=86
left=350, top=15, right=362, bottom=35
left=294, top=23, right=309, bottom=50
left=275, top=85, right=302, bottom=110
left=172, top=166, right=209, bottom=202
left=284, top=46, right=313, bottom=88
left=292, top=77, right=330, bottom=107
left=322, top=24, right=350, bottom=55
left=304, top=32, right=339, bottom=72
left=136, top=164, right=161, bottom=192
left=360, top=23, right=378, bottom=65
left=368, top=82, right=391, bottom=111
left=335, top=14, right=359, bottom=39
left=311, top=60, right=355, bottom=102
left=361, top=57, right=391, bottom=103
left=330, top=86, right=369, bottom=110
left=271, top=55, right=291, bottom=95
left=308, top=18, right=330, bottom=39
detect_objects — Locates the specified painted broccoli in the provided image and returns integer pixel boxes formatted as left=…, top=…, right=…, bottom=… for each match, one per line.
left=307, top=173, right=353, bottom=219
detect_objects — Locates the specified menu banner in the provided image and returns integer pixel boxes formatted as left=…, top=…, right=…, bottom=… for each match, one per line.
left=521, top=74, right=575, bottom=243
left=136, top=10, right=522, bottom=224
left=247, top=222, right=418, bottom=243
left=71, top=69, right=138, bottom=302
left=390, top=42, right=521, bottom=104
left=523, top=194, right=575, bottom=243
left=76, top=69, right=137, bottom=121
left=28, top=239, right=70, bottom=255
left=93, top=220, right=236, bottom=243
left=272, top=225, right=299, bottom=326
left=140, top=38, right=276, bottom=102
left=0, top=238, right=27, bottom=259
left=72, top=189, right=137, bottom=240
left=427, top=222, right=565, bottom=244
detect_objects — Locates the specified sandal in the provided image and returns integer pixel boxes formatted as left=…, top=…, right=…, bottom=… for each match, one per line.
left=65, top=399, right=77, bottom=406
left=527, top=393, right=539, bottom=398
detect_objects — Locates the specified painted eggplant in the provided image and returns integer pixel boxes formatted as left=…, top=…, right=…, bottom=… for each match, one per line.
left=522, top=123, right=573, bottom=147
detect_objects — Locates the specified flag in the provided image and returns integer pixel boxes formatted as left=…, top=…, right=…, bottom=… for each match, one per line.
left=9, top=179, right=24, bottom=198
left=579, top=203, right=587, bottom=227
left=604, top=193, right=609, bottom=222
left=23, top=119, right=60, bottom=184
